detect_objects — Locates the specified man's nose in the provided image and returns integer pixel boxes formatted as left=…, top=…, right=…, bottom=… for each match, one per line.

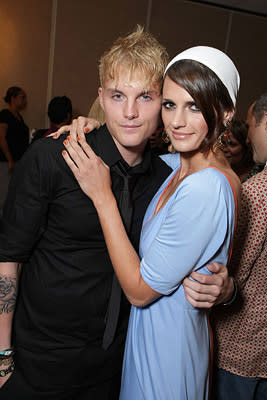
left=124, top=101, right=138, bottom=119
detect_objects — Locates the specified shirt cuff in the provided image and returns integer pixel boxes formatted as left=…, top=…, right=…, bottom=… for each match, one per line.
left=222, top=277, right=237, bottom=306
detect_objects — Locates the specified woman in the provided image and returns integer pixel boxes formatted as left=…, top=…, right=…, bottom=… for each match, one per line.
left=62, top=47, right=241, bottom=399
left=0, top=86, right=29, bottom=212
left=223, top=119, right=260, bottom=182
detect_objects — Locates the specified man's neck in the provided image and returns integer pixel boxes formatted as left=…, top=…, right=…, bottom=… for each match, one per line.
left=114, top=140, right=147, bottom=167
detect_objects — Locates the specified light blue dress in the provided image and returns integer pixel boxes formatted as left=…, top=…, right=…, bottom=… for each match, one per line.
left=120, top=154, right=237, bottom=400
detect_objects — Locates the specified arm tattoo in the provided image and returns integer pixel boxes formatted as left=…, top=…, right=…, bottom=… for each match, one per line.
left=0, top=274, right=17, bottom=314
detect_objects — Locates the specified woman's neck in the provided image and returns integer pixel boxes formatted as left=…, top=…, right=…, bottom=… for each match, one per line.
left=179, top=148, right=224, bottom=178
left=8, top=104, right=20, bottom=120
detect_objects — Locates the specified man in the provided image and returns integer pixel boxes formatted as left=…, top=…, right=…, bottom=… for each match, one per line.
left=32, top=96, right=73, bottom=142
left=211, top=93, right=267, bottom=400
left=0, top=27, right=232, bottom=399
left=0, top=26, right=171, bottom=400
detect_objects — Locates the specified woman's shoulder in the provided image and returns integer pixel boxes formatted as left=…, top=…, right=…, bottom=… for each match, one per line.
left=0, top=108, right=11, bottom=122
left=181, top=167, right=239, bottom=201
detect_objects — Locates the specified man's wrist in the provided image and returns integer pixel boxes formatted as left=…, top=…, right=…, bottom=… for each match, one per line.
left=223, top=277, right=237, bottom=305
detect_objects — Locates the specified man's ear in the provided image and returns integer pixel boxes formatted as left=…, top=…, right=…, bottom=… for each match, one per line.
left=98, top=87, right=104, bottom=110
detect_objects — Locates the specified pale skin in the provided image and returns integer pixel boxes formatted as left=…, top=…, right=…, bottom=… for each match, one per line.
left=246, top=104, right=267, bottom=164
left=0, top=262, right=21, bottom=387
left=61, top=76, right=240, bottom=307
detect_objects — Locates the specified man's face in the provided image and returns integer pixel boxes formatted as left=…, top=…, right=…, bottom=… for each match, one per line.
left=99, top=66, right=162, bottom=161
left=246, top=104, right=267, bottom=164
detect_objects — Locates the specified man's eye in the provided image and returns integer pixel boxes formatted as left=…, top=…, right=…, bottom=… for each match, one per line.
left=112, top=94, right=122, bottom=100
left=141, top=94, right=151, bottom=101
left=162, top=101, right=175, bottom=110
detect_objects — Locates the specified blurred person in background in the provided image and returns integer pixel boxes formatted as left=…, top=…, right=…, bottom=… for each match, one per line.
left=0, top=86, right=29, bottom=213
left=222, top=119, right=261, bottom=182
left=32, top=96, right=72, bottom=142
left=211, top=93, right=267, bottom=400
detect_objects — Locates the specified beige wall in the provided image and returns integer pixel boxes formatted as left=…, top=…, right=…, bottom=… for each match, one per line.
left=0, top=0, right=266, bottom=131
left=0, top=0, right=52, bottom=130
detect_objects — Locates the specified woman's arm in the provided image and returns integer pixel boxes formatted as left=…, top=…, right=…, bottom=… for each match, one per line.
left=0, top=123, right=14, bottom=171
left=63, top=140, right=235, bottom=305
left=51, top=117, right=101, bottom=140
left=62, top=137, right=160, bottom=307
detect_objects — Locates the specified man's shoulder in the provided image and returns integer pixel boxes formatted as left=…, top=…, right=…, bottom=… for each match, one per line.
left=22, top=135, right=68, bottom=170
left=84, top=124, right=109, bottom=152
left=150, top=152, right=173, bottom=184
left=241, top=167, right=267, bottom=209
left=151, top=152, right=173, bottom=171
left=30, top=134, right=66, bottom=153
left=243, top=167, right=266, bottom=190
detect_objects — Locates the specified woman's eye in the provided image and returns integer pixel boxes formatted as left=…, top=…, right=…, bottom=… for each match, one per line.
left=162, top=101, right=175, bottom=110
left=190, top=103, right=200, bottom=112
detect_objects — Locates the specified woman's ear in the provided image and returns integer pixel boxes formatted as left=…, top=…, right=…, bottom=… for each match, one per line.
left=223, top=109, right=235, bottom=124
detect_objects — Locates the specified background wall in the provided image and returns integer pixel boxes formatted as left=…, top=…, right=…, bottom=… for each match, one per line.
left=0, top=0, right=266, bottom=132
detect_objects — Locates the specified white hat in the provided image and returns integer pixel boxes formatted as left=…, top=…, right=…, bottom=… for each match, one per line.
left=164, top=46, right=240, bottom=106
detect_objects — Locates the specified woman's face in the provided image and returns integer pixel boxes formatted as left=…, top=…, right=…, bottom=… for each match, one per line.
left=161, top=76, right=208, bottom=153
left=222, top=132, right=243, bottom=166
left=14, top=90, right=27, bottom=111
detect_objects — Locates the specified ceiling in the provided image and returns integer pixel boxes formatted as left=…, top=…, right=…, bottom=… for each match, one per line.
left=189, top=0, right=267, bottom=16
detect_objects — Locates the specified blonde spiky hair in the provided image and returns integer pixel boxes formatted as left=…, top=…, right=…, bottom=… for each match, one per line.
left=99, top=25, right=169, bottom=90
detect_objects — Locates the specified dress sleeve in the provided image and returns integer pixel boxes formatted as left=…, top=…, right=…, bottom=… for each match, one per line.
left=140, top=170, right=235, bottom=295
left=0, top=141, right=54, bottom=262
left=0, top=109, right=10, bottom=124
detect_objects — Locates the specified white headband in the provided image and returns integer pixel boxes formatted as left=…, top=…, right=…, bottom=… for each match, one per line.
left=164, top=46, right=240, bottom=106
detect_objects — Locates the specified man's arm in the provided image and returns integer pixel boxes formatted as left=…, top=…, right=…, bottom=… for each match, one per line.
left=0, top=262, right=19, bottom=387
left=183, top=262, right=235, bottom=309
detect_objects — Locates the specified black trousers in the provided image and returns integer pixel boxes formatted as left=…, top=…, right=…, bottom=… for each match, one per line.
left=0, top=366, right=121, bottom=400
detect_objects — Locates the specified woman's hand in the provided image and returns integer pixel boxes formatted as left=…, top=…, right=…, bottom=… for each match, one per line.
left=62, top=136, right=112, bottom=206
left=50, top=116, right=101, bottom=140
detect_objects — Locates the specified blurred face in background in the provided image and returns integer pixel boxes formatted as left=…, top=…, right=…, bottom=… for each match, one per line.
left=14, top=90, right=27, bottom=111
left=246, top=105, right=267, bottom=164
left=222, top=132, right=244, bottom=167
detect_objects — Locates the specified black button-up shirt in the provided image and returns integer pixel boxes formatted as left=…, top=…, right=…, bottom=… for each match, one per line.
left=0, top=125, right=172, bottom=388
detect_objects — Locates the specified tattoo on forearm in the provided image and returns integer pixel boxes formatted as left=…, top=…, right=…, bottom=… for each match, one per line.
left=0, top=275, right=17, bottom=314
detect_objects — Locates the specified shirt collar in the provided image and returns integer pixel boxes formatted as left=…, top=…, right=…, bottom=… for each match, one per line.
left=94, top=124, right=152, bottom=175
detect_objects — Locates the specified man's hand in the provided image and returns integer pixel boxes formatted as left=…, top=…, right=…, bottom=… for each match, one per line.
left=183, top=262, right=234, bottom=309
left=51, top=116, right=101, bottom=140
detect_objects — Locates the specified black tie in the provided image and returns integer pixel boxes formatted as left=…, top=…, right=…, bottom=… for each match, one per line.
left=102, top=162, right=133, bottom=350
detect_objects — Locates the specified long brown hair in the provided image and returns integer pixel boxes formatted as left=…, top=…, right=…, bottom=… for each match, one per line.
left=166, top=60, right=234, bottom=153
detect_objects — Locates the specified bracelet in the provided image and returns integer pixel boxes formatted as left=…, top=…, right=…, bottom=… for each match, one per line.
left=223, top=277, right=237, bottom=306
left=0, top=361, right=15, bottom=377
left=0, top=349, right=15, bottom=361
left=0, top=348, right=14, bottom=356
left=0, top=356, right=13, bottom=366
